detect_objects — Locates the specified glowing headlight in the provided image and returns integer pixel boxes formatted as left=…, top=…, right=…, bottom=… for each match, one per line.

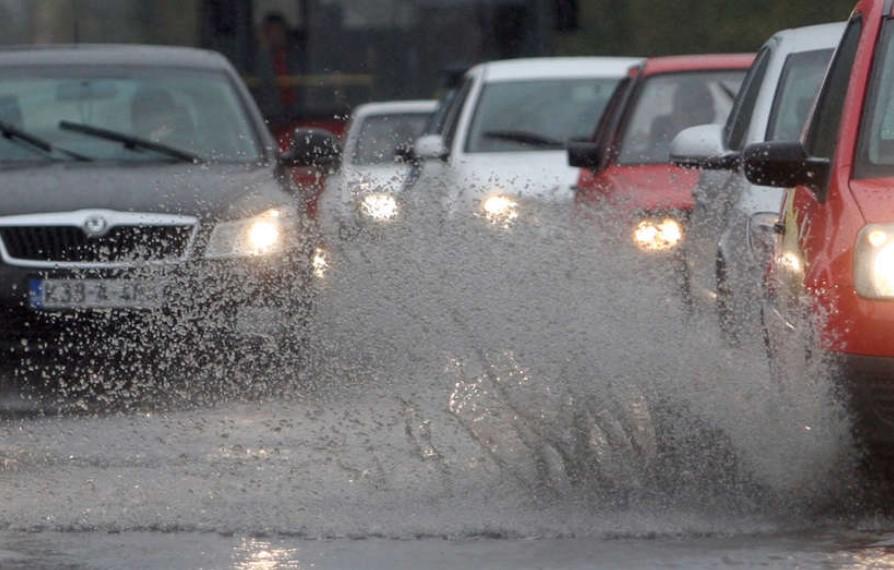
left=359, top=193, right=399, bottom=222
left=312, top=247, right=329, bottom=279
left=855, top=224, right=894, bottom=298
left=632, top=218, right=683, bottom=252
left=205, top=208, right=285, bottom=258
left=482, top=195, right=519, bottom=225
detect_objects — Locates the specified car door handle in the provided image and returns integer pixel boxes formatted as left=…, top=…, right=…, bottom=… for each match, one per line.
left=773, top=222, right=785, bottom=235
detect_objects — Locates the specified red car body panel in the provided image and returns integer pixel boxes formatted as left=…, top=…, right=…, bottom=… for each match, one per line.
left=578, top=164, right=699, bottom=216
left=770, top=0, right=894, bottom=358
left=574, top=54, right=754, bottom=224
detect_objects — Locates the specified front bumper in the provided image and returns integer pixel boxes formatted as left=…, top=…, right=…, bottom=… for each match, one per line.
left=0, top=252, right=314, bottom=359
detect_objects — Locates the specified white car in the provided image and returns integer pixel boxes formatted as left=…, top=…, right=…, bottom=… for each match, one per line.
left=318, top=100, right=436, bottom=241
left=670, top=22, right=845, bottom=338
left=405, top=57, right=640, bottom=228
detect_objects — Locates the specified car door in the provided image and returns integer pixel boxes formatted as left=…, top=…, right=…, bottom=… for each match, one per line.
left=774, top=16, right=864, bottom=322
left=687, top=46, right=773, bottom=295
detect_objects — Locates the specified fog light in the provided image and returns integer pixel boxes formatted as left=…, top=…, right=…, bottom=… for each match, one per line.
left=312, top=247, right=329, bottom=279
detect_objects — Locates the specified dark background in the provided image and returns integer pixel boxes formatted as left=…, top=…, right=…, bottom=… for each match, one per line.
left=0, top=0, right=858, bottom=122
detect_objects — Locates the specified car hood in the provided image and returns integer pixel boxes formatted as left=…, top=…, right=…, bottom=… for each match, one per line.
left=450, top=151, right=580, bottom=205
left=849, top=177, right=894, bottom=224
left=0, top=162, right=291, bottom=221
left=593, top=163, right=698, bottom=215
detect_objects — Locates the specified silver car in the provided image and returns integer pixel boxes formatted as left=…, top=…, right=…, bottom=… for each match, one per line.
left=670, top=22, right=845, bottom=339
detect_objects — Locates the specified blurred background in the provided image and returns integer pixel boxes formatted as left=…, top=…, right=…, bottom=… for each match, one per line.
left=0, top=0, right=854, bottom=133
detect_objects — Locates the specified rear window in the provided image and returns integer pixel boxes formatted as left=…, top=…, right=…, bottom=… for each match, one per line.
left=617, top=70, right=745, bottom=165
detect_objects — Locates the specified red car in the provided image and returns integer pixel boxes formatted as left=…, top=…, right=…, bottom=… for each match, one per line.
left=569, top=55, right=753, bottom=254
left=744, top=0, right=894, bottom=457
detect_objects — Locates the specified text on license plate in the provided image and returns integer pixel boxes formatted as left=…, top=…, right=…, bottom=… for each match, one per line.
left=29, top=279, right=163, bottom=310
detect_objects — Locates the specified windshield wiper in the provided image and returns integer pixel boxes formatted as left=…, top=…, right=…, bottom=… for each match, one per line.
left=59, top=120, right=204, bottom=164
left=0, top=120, right=90, bottom=161
left=718, top=82, right=738, bottom=103
left=482, top=130, right=564, bottom=148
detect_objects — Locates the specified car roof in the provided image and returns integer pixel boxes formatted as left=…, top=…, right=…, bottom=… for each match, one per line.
left=770, top=21, right=847, bottom=53
left=476, top=57, right=643, bottom=82
left=640, top=54, right=755, bottom=76
left=352, top=100, right=438, bottom=118
left=0, top=44, right=232, bottom=70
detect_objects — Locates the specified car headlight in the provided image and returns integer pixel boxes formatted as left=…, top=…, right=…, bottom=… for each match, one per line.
left=855, top=224, right=894, bottom=299
left=632, top=218, right=684, bottom=252
left=359, top=193, right=399, bottom=222
left=482, top=194, right=519, bottom=226
left=205, top=208, right=285, bottom=259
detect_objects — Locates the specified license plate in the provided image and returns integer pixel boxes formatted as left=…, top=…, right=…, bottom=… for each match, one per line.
left=29, top=279, right=164, bottom=310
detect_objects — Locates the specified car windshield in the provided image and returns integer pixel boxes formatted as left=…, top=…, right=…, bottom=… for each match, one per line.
left=857, top=22, right=894, bottom=178
left=767, top=49, right=834, bottom=142
left=0, top=66, right=262, bottom=163
left=351, top=112, right=430, bottom=165
left=617, top=70, right=744, bottom=164
left=465, top=78, right=620, bottom=153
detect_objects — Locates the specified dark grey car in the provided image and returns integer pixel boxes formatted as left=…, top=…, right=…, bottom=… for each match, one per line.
left=0, top=45, right=318, bottom=383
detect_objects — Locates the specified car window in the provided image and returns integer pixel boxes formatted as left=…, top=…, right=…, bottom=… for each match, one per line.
left=0, top=66, right=262, bottom=163
left=807, top=16, right=863, bottom=161
left=351, top=112, right=431, bottom=165
left=617, top=70, right=745, bottom=165
left=766, top=49, right=835, bottom=143
left=725, top=47, right=772, bottom=151
left=442, top=77, right=474, bottom=149
left=856, top=20, right=894, bottom=178
left=464, top=78, right=620, bottom=153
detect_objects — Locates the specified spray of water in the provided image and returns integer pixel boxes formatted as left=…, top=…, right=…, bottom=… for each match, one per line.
left=0, top=194, right=859, bottom=538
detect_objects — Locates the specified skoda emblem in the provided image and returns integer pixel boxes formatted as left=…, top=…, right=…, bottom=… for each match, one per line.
left=82, top=214, right=109, bottom=238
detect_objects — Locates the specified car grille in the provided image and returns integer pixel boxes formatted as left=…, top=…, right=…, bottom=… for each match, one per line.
left=0, top=225, right=193, bottom=264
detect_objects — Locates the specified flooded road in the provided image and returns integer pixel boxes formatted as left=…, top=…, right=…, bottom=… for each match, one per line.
left=4, top=528, right=894, bottom=569
left=0, top=219, right=877, bottom=567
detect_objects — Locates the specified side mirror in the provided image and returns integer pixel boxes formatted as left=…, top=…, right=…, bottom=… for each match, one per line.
left=414, top=134, right=448, bottom=161
left=670, top=124, right=738, bottom=170
left=567, top=140, right=602, bottom=168
left=394, top=142, right=415, bottom=164
left=743, top=141, right=828, bottom=189
left=280, top=128, right=342, bottom=170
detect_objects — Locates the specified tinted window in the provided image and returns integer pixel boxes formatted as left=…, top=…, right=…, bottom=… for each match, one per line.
left=352, top=113, right=431, bottom=165
left=725, top=47, right=772, bottom=151
left=465, top=78, right=619, bottom=153
left=0, top=66, right=261, bottom=163
left=617, top=70, right=745, bottom=165
left=856, top=21, right=894, bottom=178
left=766, top=49, right=835, bottom=142
left=808, top=17, right=862, bottom=160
